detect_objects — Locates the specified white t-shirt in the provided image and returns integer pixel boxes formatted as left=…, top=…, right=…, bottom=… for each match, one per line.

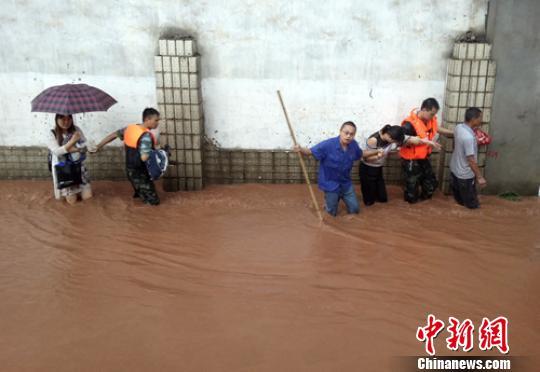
left=450, top=123, right=477, bottom=179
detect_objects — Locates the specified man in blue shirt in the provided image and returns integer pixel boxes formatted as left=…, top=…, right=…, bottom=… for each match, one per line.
left=294, top=121, right=375, bottom=216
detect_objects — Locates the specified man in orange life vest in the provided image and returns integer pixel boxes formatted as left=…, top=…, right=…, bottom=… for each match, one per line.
left=400, top=98, right=453, bottom=203
left=92, top=108, right=161, bottom=205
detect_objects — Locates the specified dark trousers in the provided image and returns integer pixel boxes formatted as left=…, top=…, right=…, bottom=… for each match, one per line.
left=451, top=172, right=479, bottom=209
left=401, top=158, right=438, bottom=203
left=126, top=168, right=160, bottom=206
left=359, top=162, right=388, bottom=206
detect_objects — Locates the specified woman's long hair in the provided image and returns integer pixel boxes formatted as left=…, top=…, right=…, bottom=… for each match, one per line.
left=381, top=124, right=405, bottom=145
left=54, top=114, right=75, bottom=146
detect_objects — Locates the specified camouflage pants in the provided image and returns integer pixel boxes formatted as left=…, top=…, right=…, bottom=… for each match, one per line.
left=126, top=168, right=160, bottom=206
left=401, top=158, right=438, bottom=203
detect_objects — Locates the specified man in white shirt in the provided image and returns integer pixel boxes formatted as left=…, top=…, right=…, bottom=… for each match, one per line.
left=450, top=107, right=486, bottom=209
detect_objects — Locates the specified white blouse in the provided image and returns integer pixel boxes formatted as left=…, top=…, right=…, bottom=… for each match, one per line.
left=46, top=126, right=90, bottom=199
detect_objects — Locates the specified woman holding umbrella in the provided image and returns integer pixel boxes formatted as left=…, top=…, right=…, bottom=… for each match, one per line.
left=47, top=114, right=92, bottom=204
left=31, top=83, right=117, bottom=204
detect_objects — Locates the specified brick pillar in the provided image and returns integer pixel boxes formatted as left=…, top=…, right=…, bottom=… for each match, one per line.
left=440, top=42, right=496, bottom=193
left=155, top=38, right=204, bottom=191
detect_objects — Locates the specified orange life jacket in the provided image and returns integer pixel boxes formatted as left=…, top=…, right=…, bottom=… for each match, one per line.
left=123, top=124, right=156, bottom=149
left=399, top=109, right=438, bottom=160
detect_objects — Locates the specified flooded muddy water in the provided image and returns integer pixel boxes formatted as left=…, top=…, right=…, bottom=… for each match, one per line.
left=0, top=181, right=538, bottom=371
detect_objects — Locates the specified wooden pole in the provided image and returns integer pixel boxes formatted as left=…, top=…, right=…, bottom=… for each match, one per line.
left=277, top=90, right=324, bottom=221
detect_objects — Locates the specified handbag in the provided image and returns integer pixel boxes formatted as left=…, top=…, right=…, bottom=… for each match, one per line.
left=55, top=160, right=82, bottom=189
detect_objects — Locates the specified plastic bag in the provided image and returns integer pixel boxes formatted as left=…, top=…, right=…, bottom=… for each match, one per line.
left=474, top=128, right=492, bottom=145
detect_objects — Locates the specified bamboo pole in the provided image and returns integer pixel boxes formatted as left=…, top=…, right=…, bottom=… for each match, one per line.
left=277, top=90, right=324, bottom=221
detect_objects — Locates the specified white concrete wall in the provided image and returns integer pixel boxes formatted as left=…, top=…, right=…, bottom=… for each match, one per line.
left=0, top=0, right=487, bottom=149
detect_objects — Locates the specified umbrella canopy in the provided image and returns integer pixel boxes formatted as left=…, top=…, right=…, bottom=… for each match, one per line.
left=31, top=83, right=117, bottom=115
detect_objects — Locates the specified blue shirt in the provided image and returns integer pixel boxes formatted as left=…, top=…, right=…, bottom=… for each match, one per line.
left=310, top=136, right=363, bottom=193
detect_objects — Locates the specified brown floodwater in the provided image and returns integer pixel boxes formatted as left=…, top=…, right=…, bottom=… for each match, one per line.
left=0, top=180, right=538, bottom=371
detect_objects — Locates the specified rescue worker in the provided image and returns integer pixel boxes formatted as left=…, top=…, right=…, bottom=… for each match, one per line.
left=400, top=98, right=453, bottom=203
left=91, top=108, right=161, bottom=205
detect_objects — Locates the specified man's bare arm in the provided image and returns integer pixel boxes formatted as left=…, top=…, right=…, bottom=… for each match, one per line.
left=467, top=155, right=487, bottom=187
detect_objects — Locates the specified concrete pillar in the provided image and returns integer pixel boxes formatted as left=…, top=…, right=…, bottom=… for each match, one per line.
left=155, top=37, right=204, bottom=191
left=440, top=41, right=496, bottom=194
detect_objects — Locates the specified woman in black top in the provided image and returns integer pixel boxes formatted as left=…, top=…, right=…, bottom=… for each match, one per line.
left=360, top=125, right=440, bottom=206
